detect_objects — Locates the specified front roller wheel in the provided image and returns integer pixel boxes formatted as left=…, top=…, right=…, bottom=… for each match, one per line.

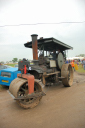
left=9, top=78, right=42, bottom=109
left=61, top=64, right=73, bottom=87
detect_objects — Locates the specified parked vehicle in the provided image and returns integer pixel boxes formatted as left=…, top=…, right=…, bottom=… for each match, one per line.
left=0, top=68, right=21, bottom=86
left=0, top=65, right=12, bottom=70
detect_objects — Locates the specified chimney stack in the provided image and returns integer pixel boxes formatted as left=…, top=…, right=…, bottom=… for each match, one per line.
left=31, top=34, right=38, bottom=60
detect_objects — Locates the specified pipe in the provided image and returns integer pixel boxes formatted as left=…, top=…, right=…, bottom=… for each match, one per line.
left=31, top=34, right=38, bottom=60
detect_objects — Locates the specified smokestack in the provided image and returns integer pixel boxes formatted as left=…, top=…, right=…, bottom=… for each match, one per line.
left=31, top=34, right=38, bottom=60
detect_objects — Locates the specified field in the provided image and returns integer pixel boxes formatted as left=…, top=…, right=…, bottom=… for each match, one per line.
left=0, top=72, right=85, bottom=128
left=5, top=63, right=17, bottom=67
left=76, top=64, right=85, bottom=73
left=0, top=63, right=85, bottom=128
left=0, top=85, right=3, bottom=90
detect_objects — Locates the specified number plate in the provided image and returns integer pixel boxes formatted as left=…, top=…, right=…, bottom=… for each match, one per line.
left=2, top=80, right=9, bottom=83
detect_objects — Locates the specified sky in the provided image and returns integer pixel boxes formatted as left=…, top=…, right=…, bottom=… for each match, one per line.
left=0, top=0, right=85, bottom=62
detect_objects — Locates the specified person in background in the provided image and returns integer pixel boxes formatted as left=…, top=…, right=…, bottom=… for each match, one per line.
left=74, top=60, right=78, bottom=70
left=69, top=60, right=70, bottom=63
left=83, top=58, right=85, bottom=70
left=81, top=59, right=83, bottom=68
left=66, top=60, right=69, bottom=64
left=77, top=60, right=79, bottom=66
left=51, top=50, right=56, bottom=60
left=71, top=60, right=75, bottom=71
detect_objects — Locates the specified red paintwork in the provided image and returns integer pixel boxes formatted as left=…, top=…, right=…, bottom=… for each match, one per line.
left=24, top=65, right=27, bottom=74
left=17, top=74, right=34, bottom=94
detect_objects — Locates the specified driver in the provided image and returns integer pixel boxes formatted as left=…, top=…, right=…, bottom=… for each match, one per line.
left=51, top=50, right=56, bottom=60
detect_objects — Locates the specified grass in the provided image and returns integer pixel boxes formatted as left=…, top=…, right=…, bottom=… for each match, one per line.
left=0, top=85, right=9, bottom=91
left=0, top=85, right=4, bottom=91
left=76, top=64, right=85, bottom=73
left=5, top=63, right=17, bottom=67
left=0, top=85, right=3, bottom=89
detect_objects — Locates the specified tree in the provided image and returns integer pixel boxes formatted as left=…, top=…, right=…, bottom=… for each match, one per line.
left=0, top=61, right=4, bottom=64
left=18, top=59, right=22, bottom=62
left=12, top=58, right=18, bottom=63
left=76, top=54, right=85, bottom=57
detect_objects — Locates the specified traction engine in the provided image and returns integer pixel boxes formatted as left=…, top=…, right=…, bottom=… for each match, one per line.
left=9, top=34, right=73, bottom=109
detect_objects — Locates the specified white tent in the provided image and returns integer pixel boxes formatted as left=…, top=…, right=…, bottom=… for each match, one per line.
left=67, top=57, right=84, bottom=60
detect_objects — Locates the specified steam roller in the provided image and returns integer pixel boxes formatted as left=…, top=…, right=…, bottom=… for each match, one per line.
left=9, top=34, right=73, bottom=109
left=9, top=74, right=45, bottom=109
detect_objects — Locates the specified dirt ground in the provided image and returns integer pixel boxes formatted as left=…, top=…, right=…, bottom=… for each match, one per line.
left=0, top=72, right=85, bottom=128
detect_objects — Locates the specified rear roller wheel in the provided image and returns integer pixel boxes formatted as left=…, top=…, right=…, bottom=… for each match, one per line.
left=9, top=78, right=42, bottom=109
left=61, top=64, right=73, bottom=87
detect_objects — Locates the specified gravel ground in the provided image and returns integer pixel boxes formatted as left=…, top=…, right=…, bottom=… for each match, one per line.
left=0, top=72, right=85, bottom=128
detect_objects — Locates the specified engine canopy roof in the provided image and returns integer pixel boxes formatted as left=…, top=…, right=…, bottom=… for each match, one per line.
left=24, top=37, right=73, bottom=51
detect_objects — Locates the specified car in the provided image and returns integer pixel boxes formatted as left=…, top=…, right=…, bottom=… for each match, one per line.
left=0, top=65, right=12, bottom=70
left=0, top=67, right=21, bottom=86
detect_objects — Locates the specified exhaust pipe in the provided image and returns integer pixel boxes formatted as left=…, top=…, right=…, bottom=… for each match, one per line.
left=31, top=34, right=38, bottom=60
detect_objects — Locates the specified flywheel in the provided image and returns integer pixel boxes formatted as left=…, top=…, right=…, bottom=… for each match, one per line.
left=56, top=52, right=64, bottom=70
left=61, top=64, right=73, bottom=87
left=9, top=77, right=43, bottom=109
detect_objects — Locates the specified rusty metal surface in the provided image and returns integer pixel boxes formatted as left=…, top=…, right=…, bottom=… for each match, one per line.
left=16, top=79, right=43, bottom=109
left=61, top=64, right=73, bottom=87
left=9, top=78, right=44, bottom=109
left=9, top=77, right=27, bottom=98
left=14, top=91, right=46, bottom=100
left=31, top=34, right=38, bottom=60
left=17, top=73, right=34, bottom=94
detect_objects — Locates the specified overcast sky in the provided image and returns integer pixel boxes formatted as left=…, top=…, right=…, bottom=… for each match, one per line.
left=0, top=0, right=85, bottom=62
